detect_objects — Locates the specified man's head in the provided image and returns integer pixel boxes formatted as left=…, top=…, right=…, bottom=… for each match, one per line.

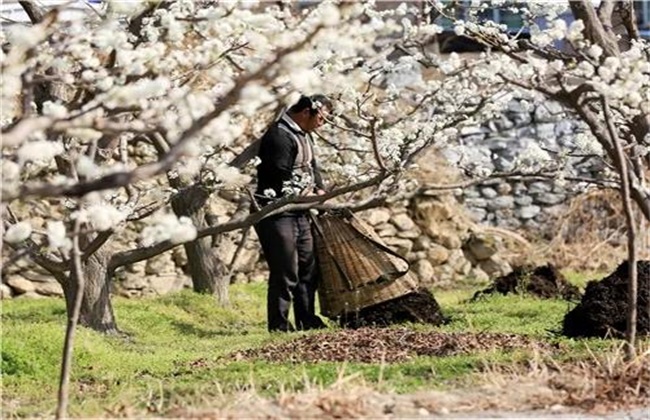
left=287, top=94, right=333, bottom=133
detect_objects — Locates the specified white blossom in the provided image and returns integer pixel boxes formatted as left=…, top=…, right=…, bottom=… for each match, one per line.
left=85, top=204, right=125, bottom=231
left=588, top=44, right=603, bottom=59
left=319, top=3, right=341, bottom=26
left=76, top=155, right=102, bottom=179
left=47, top=221, right=72, bottom=251
left=567, top=19, right=585, bottom=42
left=140, top=214, right=197, bottom=246
left=42, top=101, right=68, bottom=119
left=17, top=141, right=64, bottom=164
left=454, top=22, right=466, bottom=36
left=4, top=221, right=32, bottom=244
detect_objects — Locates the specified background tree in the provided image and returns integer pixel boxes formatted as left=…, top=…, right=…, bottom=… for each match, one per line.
left=420, top=0, right=649, bottom=358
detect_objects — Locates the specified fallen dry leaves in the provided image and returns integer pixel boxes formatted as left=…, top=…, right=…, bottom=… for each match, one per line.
left=231, top=327, right=548, bottom=363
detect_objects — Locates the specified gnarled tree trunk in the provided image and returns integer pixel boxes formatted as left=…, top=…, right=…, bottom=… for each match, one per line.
left=59, top=248, right=118, bottom=334
left=171, top=183, right=229, bottom=305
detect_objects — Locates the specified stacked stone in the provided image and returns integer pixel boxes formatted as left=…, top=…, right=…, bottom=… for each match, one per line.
left=448, top=100, right=606, bottom=234
left=3, top=190, right=515, bottom=298
left=358, top=193, right=511, bottom=288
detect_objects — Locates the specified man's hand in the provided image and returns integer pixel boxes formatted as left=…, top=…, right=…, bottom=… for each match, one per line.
left=316, top=189, right=326, bottom=196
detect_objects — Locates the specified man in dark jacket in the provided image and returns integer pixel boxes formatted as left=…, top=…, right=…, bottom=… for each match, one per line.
left=254, top=94, right=332, bottom=332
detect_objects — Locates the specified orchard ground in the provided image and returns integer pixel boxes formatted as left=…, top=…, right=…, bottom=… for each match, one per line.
left=2, top=271, right=648, bottom=418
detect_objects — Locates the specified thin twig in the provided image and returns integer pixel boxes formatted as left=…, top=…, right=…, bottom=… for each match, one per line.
left=604, top=97, right=637, bottom=360
left=56, top=218, right=85, bottom=419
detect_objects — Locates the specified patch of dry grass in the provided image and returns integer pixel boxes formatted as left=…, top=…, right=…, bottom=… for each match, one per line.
left=524, top=189, right=650, bottom=272
left=168, top=343, right=650, bottom=418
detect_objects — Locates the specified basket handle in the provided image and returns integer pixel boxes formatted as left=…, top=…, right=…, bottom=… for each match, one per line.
left=310, top=213, right=357, bottom=291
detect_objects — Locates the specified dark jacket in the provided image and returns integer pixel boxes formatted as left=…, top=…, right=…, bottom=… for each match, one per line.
left=255, top=115, right=324, bottom=207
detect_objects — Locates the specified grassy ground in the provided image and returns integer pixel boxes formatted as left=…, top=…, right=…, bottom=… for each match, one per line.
left=0, top=274, right=619, bottom=417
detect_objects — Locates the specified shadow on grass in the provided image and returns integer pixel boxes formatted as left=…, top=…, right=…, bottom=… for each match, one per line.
left=170, top=320, right=249, bottom=338
left=2, top=305, right=66, bottom=323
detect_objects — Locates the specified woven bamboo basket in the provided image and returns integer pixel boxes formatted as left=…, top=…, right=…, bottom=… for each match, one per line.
left=313, top=211, right=418, bottom=318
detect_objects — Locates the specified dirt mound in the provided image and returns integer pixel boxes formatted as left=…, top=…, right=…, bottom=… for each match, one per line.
left=471, top=264, right=581, bottom=301
left=337, top=288, right=446, bottom=329
left=562, top=260, right=650, bottom=338
left=232, top=328, right=547, bottom=363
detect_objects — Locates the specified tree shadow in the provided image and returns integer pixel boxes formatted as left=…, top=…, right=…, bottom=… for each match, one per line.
left=169, top=320, right=248, bottom=338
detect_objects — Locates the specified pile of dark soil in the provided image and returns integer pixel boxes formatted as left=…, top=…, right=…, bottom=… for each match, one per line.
left=232, top=328, right=547, bottom=363
left=338, top=288, right=446, bottom=329
left=471, top=264, right=581, bottom=301
left=562, top=260, right=650, bottom=338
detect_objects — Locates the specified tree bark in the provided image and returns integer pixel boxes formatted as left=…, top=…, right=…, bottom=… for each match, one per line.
left=605, top=99, right=638, bottom=360
left=171, top=183, right=229, bottom=305
left=60, top=248, right=118, bottom=334
left=569, top=0, right=620, bottom=56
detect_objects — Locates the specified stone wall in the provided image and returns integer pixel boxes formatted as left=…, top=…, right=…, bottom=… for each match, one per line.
left=446, top=99, right=604, bottom=233
left=2, top=189, right=515, bottom=299
left=4, top=99, right=595, bottom=300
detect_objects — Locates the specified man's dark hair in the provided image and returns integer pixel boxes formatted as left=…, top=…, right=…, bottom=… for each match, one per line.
left=288, top=94, right=333, bottom=116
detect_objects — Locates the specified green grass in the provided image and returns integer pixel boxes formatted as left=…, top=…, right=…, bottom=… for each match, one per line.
left=1, top=281, right=615, bottom=417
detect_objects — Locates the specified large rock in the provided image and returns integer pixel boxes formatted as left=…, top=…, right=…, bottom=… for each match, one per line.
left=469, top=267, right=490, bottom=283
left=412, top=236, right=432, bottom=252
left=376, top=224, right=397, bottom=238
left=516, top=205, right=541, bottom=219
left=0, top=283, right=12, bottom=299
left=172, top=247, right=188, bottom=267
left=426, top=243, right=450, bottom=266
left=392, top=214, right=416, bottom=231
left=232, top=247, right=260, bottom=272
left=15, top=291, right=46, bottom=299
left=414, top=259, right=435, bottom=285
left=432, top=229, right=462, bottom=250
left=479, top=256, right=512, bottom=278
left=119, top=272, right=148, bottom=292
left=413, top=200, right=454, bottom=224
left=463, top=234, right=498, bottom=261
left=34, top=281, right=63, bottom=297
left=365, top=209, right=391, bottom=226
left=384, top=237, right=413, bottom=256
left=396, top=229, right=421, bottom=239
left=145, top=252, right=176, bottom=275
left=448, top=249, right=472, bottom=275
left=147, top=274, right=187, bottom=296
left=6, top=276, right=35, bottom=294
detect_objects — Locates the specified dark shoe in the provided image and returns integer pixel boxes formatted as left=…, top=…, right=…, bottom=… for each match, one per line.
left=269, top=323, right=295, bottom=333
left=297, top=316, right=328, bottom=331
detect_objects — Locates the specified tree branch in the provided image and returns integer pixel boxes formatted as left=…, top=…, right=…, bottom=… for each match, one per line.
left=603, top=98, right=638, bottom=360
left=109, top=171, right=388, bottom=270
left=4, top=26, right=324, bottom=202
left=569, top=0, right=620, bottom=56
left=55, top=219, right=84, bottom=419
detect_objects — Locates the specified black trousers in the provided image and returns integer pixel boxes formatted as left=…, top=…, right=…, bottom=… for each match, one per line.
left=255, top=213, right=323, bottom=332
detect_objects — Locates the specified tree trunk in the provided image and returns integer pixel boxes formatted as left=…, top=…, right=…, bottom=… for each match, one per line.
left=60, top=249, right=118, bottom=334
left=171, top=184, right=229, bottom=305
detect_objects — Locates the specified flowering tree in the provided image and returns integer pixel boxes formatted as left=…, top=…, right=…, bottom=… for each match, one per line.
left=422, top=0, right=649, bottom=357
left=1, top=0, right=508, bottom=335
left=5, top=0, right=647, bottom=414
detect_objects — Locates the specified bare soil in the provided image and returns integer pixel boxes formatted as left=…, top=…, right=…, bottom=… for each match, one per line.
left=471, top=264, right=581, bottom=301
left=562, top=260, right=650, bottom=338
left=230, top=328, right=548, bottom=363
